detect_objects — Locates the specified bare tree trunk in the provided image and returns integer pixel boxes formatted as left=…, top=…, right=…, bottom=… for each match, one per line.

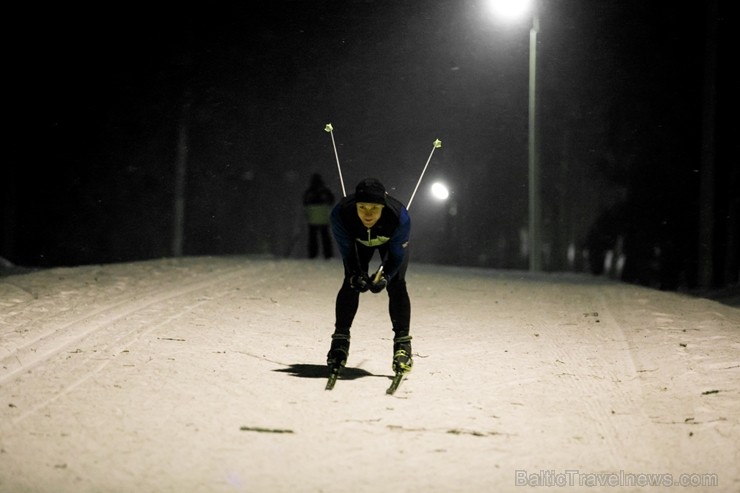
left=1, top=167, right=17, bottom=261
left=172, top=100, right=190, bottom=257
left=697, top=0, right=718, bottom=287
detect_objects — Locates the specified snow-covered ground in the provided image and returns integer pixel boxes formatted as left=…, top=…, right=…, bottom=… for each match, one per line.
left=1, top=256, right=738, bottom=493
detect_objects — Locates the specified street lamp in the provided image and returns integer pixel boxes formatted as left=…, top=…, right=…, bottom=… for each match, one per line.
left=431, top=181, right=450, bottom=201
left=430, top=181, right=457, bottom=264
left=487, top=0, right=541, bottom=271
left=528, top=11, right=541, bottom=271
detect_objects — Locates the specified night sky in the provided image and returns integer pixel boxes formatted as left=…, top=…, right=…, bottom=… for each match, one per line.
left=4, top=0, right=736, bottom=290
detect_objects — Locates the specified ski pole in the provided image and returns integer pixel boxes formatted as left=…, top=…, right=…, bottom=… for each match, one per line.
left=372, top=139, right=441, bottom=279
left=373, top=265, right=384, bottom=283
left=406, top=139, right=442, bottom=211
left=324, top=123, right=347, bottom=197
left=373, top=251, right=390, bottom=284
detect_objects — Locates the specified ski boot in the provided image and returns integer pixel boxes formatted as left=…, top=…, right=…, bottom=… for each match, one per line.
left=386, top=335, right=413, bottom=395
left=325, top=333, right=350, bottom=390
left=392, top=335, right=413, bottom=373
left=326, top=333, right=350, bottom=368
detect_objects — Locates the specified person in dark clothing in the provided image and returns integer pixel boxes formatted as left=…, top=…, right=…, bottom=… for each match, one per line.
left=327, top=178, right=413, bottom=374
left=302, top=173, right=335, bottom=259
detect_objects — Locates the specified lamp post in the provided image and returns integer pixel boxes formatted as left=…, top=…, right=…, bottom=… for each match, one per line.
left=487, top=0, right=541, bottom=271
left=528, top=13, right=541, bottom=271
left=431, top=181, right=457, bottom=264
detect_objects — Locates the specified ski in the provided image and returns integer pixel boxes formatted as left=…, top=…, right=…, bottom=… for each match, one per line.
left=386, top=371, right=406, bottom=395
left=325, top=366, right=340, bottom=390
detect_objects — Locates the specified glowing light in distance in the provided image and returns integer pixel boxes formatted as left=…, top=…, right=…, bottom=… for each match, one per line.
left=486, top=0, right=532, bottom=20
left=431, top=182, right=450, bottom=201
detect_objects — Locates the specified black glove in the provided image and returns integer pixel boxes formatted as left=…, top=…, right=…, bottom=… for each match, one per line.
left=349, top=274, right=370, bottom=293
left=369, top=274, right=388, bottom=294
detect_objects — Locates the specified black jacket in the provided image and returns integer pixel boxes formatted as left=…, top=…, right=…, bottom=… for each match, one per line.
left=330, top=193, right=410, bottom=280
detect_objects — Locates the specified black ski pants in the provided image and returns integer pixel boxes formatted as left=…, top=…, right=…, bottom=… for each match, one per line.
left=308, top=224, right=333, bottom=259
left=334, top=244, right=410, bottom=338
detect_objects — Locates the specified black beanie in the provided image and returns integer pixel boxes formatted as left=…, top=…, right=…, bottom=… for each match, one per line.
left=355, top=178, right=386, bottom=204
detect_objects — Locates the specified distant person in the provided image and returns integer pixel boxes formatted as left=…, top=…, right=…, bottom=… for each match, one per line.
left=326, top=177, right=413, bottom=377
left=302, top=173, right=335, bottom=259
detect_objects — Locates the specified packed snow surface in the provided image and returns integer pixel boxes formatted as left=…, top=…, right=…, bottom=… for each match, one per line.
left=1, top=256, right=738, bottom=492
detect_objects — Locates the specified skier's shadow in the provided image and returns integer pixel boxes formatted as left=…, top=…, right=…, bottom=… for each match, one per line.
left=274, top=363, right=387, bottom=381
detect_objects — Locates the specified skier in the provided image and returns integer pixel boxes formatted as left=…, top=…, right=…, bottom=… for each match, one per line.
left=302, top=173, right=335, bottom=259
left=327, top=177, right=413, bottom=376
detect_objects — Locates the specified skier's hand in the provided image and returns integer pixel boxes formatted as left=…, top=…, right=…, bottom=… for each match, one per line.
left=369, top=274, right=387, bottom=294
left=349, top=274, right=370, bottom=293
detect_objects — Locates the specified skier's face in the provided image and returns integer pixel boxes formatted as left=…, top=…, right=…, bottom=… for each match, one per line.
left=356, top=202, right=384, bottom=228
